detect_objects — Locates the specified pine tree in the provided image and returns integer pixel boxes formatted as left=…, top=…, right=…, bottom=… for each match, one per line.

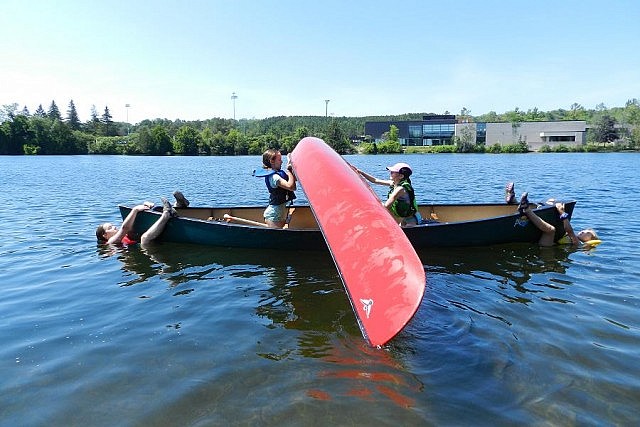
left=101, top=106, right=114, bottom=136
left=66, top=100, right=81, bottom=130
left=47, top=100, right=62, bottom=121
left=35, top=104, right=46, bottom=117
left=85, top=105, right=101, bottom=135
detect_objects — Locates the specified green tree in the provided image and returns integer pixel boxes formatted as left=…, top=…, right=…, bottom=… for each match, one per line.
left=358, top=142, right=378, bottom=154
left=66, top=100, right=81, bottom=130
left=455, top=124, right=476, bottom=153
left=30, top=116, right=52, bottom=154
left=89, top=137, right=122, bottom=154
left=134, top=126, right=153, bottom=154
left=48, top=120, right=74, bottom=154
left=566, top=103, right=587, bottom=121
left=47, top=100, right=62, bottom=121
left=228, top=128, right=249, bottom=155
left=247, top=136, right=266, bottom=155
left=173, top=125, right=200, bottom=155
left=590, top=114, right=619, bottom=144
left=325, top=119, right=353, bottom=154
left=388, top=124, right=400, bottom=142
left=459, top=107, right=472, bottom=123
left=85, top=105, right=101, bottom=135
left=1, top=103, right=19, bottom=122
left=71, top=130, right=91, bottom=154
left=288, top=125, right=310, bottom=152
left=377, top=140, right=402, bottom=153
left=199, top=127, right=214, bottom=155
left=5, top=115, right=32, bottom=154
left=524, top=107, right=544, bottom=121
left=101, top=106, right=115, bottom=136
left=34, top=104, right=46, bottom=118
left=504, top=107, right=524, bottom=142
left=151, top=125, right=172, bottom=154
left=0, top=122, right=9, bottom=154
left=476, top=111, right=499, bottom=123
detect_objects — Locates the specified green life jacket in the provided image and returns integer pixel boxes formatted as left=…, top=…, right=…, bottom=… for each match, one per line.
left=388, top=180, right=418, bottom=218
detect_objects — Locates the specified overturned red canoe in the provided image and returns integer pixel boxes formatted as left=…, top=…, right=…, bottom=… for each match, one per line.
left=290, top=137, right=426, bottom=346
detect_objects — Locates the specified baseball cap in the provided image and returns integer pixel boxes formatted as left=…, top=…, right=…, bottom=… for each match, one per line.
left=386, top=162, right=412, bottom=173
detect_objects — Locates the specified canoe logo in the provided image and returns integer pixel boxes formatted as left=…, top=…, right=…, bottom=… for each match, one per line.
left=514, top=216, right=529, bottom=227
left=360, top=298, right=373, bottom=318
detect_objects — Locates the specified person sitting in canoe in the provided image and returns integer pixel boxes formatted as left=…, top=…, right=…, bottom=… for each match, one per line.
left=353, top=162, right=422, bottom=226
left=516, top=192, right=599, bottom=247
left=260, top=148, right=297, bottom=228
left=96, top=197, right=176, bottom=246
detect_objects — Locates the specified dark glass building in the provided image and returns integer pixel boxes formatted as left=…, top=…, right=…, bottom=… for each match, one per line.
left=364, top=115, right=457, bottom=146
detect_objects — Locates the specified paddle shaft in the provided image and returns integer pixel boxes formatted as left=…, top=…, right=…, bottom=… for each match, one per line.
left=224, top=206, right=295, bottom=229
left=223, top=214, right=268, bottom=227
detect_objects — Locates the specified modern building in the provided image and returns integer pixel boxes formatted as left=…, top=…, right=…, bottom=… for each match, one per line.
left=364, top=116, right=587, bottom=151
left=364, top=115, right=458, bottom=147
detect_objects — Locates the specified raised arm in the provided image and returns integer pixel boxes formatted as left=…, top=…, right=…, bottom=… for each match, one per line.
left=352, top=166, right=392, bottom=186
left=556, top=203, right=580, bottom=245
left=277, top=159, right=297, bottom=191
left=107, top=204, right=149, bottom=244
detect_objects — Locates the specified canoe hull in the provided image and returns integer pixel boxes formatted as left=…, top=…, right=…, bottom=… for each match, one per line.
left=120, top=201, right=576, bottom=249
left=290, top=137, right=426, bottom=346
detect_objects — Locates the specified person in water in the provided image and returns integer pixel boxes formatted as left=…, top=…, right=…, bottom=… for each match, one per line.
left=261, top=149, right=297, bottom=228
left=354, top=162, right=422, bottom=226
left=516, top=192, right=599, bottom=247
left=96, top=197, right=176, bottom=246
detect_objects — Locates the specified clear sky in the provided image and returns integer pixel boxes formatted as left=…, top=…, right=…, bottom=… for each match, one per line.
left=1, top=0, right=639, bottom=123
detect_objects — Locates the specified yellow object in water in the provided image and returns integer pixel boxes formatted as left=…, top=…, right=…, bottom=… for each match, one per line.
left=557, top=235, right=603, bottom=246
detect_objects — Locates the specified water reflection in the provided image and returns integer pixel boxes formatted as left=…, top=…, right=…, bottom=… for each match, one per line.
left=418, top=243, right=584, bottom=293
left=100, top=242, right=427, bottom=411
left=408, top=243, right=599, bottom=342
left=101, top=242, right=353, bottom=342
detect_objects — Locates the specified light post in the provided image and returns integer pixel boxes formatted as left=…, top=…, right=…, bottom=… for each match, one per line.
left=125, top=103, right=131, bottom=135
left=324, top=99, right=330, bottom=117
left=231, top=92, right=238, bottom=120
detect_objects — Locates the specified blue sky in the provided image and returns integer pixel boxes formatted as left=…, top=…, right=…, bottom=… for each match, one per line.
left=1, top=0, right=639, bottom=123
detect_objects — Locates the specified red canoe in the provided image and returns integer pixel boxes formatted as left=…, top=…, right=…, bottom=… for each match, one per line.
left=290, top=137, right=426, bottom=346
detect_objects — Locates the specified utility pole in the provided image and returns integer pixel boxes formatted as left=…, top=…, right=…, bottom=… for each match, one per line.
left=231, top=92, right=238, bottom=120
left=125, top=103, right=131, bottom=135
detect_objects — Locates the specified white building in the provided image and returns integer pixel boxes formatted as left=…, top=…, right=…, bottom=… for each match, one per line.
left=455, top=120, right=587, bottom=151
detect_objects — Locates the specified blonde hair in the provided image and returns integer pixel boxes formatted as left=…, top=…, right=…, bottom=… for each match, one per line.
left=583, top=228, right=599, bottom=240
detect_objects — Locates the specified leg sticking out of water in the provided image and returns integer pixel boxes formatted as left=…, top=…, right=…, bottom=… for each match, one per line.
left=518, top=193, right=556, bottom=247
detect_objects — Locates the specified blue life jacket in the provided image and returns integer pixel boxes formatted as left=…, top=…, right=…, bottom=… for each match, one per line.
left=264, top=170, right=296, bottom=206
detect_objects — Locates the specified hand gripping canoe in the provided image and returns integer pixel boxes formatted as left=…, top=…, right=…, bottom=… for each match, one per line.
left=290, top=137, right=426, bottom=346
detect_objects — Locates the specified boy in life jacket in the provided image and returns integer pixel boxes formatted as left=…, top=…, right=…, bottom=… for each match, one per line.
left=260, top=149, right=297, bottom=228
left=354, top=162, right=422, bottom=226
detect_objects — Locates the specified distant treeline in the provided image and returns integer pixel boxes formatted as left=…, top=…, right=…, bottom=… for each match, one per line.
left=1, top=99, right=639, bottom=155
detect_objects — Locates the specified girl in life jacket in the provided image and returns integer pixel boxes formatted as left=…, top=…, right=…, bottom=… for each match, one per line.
left=354, top=162, right=422, bottom=226
left=260, top=149, right=297, bottom=228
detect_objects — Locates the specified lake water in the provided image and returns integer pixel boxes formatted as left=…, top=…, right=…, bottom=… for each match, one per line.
left=1, top=152, right=639, bottom=426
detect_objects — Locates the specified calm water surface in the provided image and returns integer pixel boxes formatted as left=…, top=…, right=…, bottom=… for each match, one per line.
left=1, top=152, right=639, bottom=426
